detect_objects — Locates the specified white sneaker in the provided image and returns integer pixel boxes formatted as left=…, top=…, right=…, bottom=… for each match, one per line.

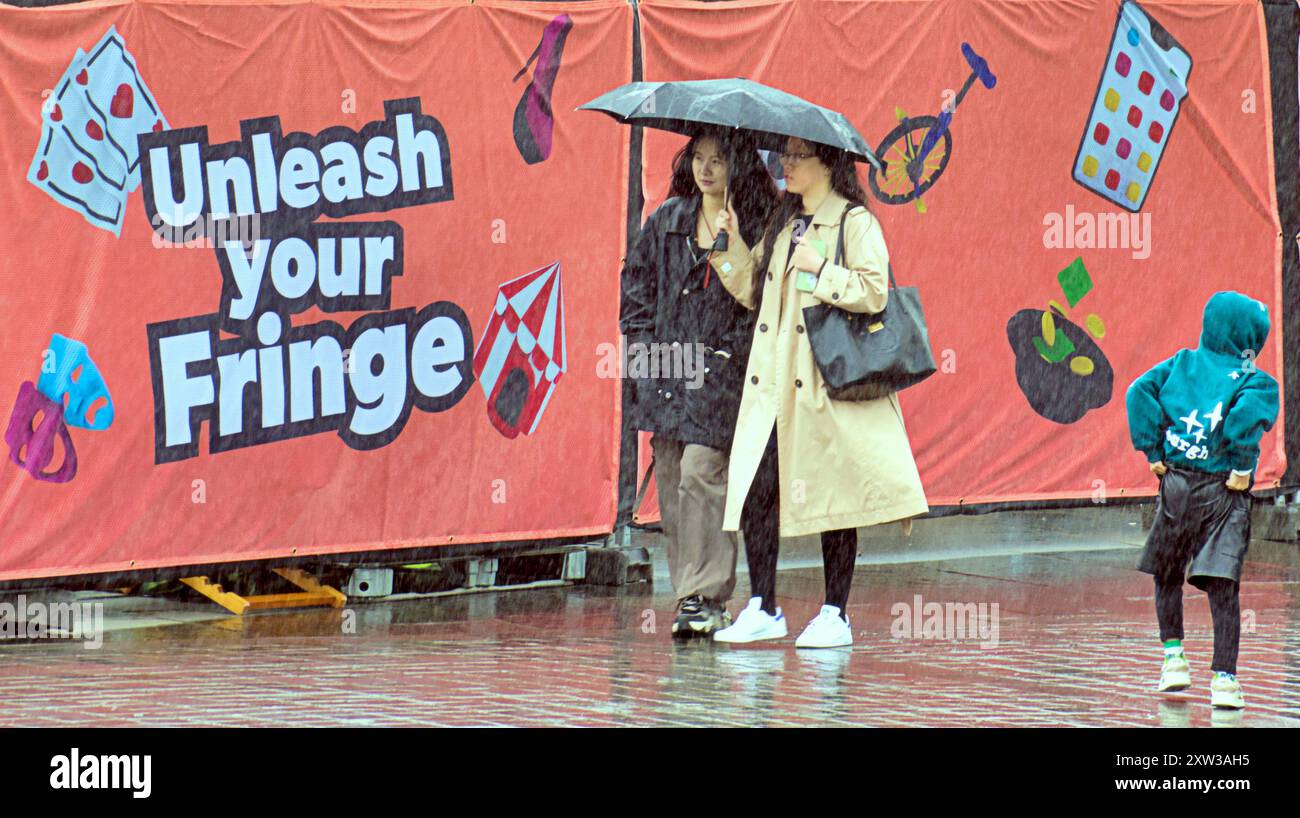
left=795, top=605, right=853, bottom=649
left=1210, top=673, right=1245, bottom=709
left=1157, top=652, right=1191, bottom=692
left=712, top=597, right=787, bottom=644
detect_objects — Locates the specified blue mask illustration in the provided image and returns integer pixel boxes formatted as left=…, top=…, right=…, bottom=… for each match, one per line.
left=36, top=333, right=115, bottom=431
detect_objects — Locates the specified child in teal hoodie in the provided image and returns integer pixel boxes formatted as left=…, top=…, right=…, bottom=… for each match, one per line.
left=1126, top=291, right=1279, bottom=710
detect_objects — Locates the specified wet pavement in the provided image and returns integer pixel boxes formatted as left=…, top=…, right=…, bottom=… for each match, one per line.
left=2, top=509, right=1299, bottom=728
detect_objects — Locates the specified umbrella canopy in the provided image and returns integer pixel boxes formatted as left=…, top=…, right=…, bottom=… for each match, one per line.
left=578, top=78, right=881, bottom=170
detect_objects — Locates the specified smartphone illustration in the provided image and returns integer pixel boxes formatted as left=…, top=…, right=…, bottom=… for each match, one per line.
left=1072, top=0, right=1192, bottom=211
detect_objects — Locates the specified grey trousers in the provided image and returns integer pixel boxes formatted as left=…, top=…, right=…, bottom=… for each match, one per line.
left=651, top=435, right=739, bottom=604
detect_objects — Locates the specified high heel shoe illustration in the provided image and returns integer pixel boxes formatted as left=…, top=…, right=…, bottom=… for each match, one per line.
left=512, top=14, right=574, bottom=165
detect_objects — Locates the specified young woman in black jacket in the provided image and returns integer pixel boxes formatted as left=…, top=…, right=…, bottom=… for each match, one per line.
left=619, top=126, right=777, bottom=637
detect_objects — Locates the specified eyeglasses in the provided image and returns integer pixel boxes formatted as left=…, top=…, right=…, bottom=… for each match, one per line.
left=779, top=152, right=815, bottom=165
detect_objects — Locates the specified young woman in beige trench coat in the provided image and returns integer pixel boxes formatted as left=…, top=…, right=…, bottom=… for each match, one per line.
left=709, top=137, right=929, bottom=648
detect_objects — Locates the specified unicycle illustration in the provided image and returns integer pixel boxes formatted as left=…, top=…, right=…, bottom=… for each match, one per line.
left=868, top=43, right=997, bottom=212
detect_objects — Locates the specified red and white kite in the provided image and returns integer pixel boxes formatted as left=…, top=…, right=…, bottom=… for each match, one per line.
left=472, top=261, right=566, bottom=438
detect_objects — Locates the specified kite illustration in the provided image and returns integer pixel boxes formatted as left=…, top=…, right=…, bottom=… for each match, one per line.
left=472, top=261, right=567, bottom=438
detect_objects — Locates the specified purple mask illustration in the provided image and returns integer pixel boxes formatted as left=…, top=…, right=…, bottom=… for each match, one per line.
left=5, top=381, right=78, bottom=483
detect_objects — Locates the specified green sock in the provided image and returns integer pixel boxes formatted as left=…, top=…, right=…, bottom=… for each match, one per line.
left=1163, top=639, right=1183, bottom=656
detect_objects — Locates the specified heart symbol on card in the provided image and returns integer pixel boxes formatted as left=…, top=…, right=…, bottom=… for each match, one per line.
left=37, top=161, right=48, bottom=181
left=50, top=104, right=62, bottom=122
left=152, top=119, right=162, bottom=133
left=85, top=120, right=103, bottom=141
left=72, top=162, right=92, bottom=184
left=76, top=69, right=88, bottom=85
left=110, top=84, right=133, bottom=118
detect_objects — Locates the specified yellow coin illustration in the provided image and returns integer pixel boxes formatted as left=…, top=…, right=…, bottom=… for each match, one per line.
left=1070, top=356, right=1095, bottom=376
left=1086, top=313, right=1106, bottom=339
left=1041, top=311, right=1056, bottom=346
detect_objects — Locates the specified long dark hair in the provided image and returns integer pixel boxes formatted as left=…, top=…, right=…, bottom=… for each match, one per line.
left=754, top=142, right=870, bottom=307
left=665, top=126, right=777, bottom=249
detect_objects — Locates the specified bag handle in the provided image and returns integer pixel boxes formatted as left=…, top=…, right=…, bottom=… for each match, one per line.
left=834, top=203, right=899, bottom=290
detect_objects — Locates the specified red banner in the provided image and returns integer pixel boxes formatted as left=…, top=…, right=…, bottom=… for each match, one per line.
left=0, top=0, right=1289, bottom=577
left=0, top=0, right=632, bottom=580
left=636, top=0, right=1286, bottom=514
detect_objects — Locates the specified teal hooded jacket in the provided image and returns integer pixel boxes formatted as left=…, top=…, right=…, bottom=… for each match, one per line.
left=1126, top=291, right=1279, bottom=474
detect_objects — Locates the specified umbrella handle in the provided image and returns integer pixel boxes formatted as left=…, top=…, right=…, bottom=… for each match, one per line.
left=712, top=169, right=731, bottom=250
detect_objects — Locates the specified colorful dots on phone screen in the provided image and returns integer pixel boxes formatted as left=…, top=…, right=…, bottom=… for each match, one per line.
left=1072, top=2, right=1191, bottom=211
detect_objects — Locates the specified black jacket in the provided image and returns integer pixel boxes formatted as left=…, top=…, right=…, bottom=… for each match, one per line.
left=619, top=195, right=762, bottom=450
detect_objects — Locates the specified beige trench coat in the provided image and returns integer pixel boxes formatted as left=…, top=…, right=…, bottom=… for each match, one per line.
left=710, top=191, right=929, bottom=537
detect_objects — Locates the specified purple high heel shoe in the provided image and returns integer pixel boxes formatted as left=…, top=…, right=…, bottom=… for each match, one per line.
left=513, top=14, right=574, bottom=165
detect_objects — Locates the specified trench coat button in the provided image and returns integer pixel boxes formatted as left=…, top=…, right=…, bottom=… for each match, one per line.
left=664, top=391, right=672, bottom=399
left=704, top=367, right=710, bottom=374
left=796, top=325, right=805, bottom=334
left=759, top=323, right=768, bottom=332
left=795, top=379, right=803, bottom=388
left=832, top=292, right=840, bottom=301
left=767, top=272, right=773, bottom=281
left=751, top=375, right=758, bottom=385
left=682, top=288, right=690, bottom=295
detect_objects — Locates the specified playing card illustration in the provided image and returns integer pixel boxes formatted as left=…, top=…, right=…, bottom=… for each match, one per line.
left=79, top=26, right=169, bottom=189
left=472, top=262, right=566, bottom=439
left=27, top=27, right=169, bottom=236
left=28, top=115, right=127, bottom=234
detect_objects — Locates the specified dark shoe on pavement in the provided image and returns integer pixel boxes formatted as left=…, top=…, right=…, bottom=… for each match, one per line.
left=672, top=595, right=727, bottom=639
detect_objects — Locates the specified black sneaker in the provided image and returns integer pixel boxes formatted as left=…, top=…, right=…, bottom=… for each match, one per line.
left=672, top=595, right=727, bottom=638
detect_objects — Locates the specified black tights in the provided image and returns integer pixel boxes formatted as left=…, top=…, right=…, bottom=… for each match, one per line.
left=740, top=429, right=857, bottom=618
left=1155, top=576, right=1240, bottom=674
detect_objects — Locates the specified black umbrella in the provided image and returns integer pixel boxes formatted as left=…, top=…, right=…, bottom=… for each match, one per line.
left=579, top=79, right=880, bottom=166
left=579, top=78, right=881, bottom=249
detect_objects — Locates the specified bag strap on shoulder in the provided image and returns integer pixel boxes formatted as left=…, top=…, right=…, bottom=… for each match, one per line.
left=835, top=204, right=900, bottom=291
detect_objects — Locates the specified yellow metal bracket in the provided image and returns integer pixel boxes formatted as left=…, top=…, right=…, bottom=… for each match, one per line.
left=180, top=568, right=347, bottom=616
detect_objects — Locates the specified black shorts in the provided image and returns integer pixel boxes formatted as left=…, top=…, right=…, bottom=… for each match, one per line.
left=1137, top=465, right=1253, bottom=589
